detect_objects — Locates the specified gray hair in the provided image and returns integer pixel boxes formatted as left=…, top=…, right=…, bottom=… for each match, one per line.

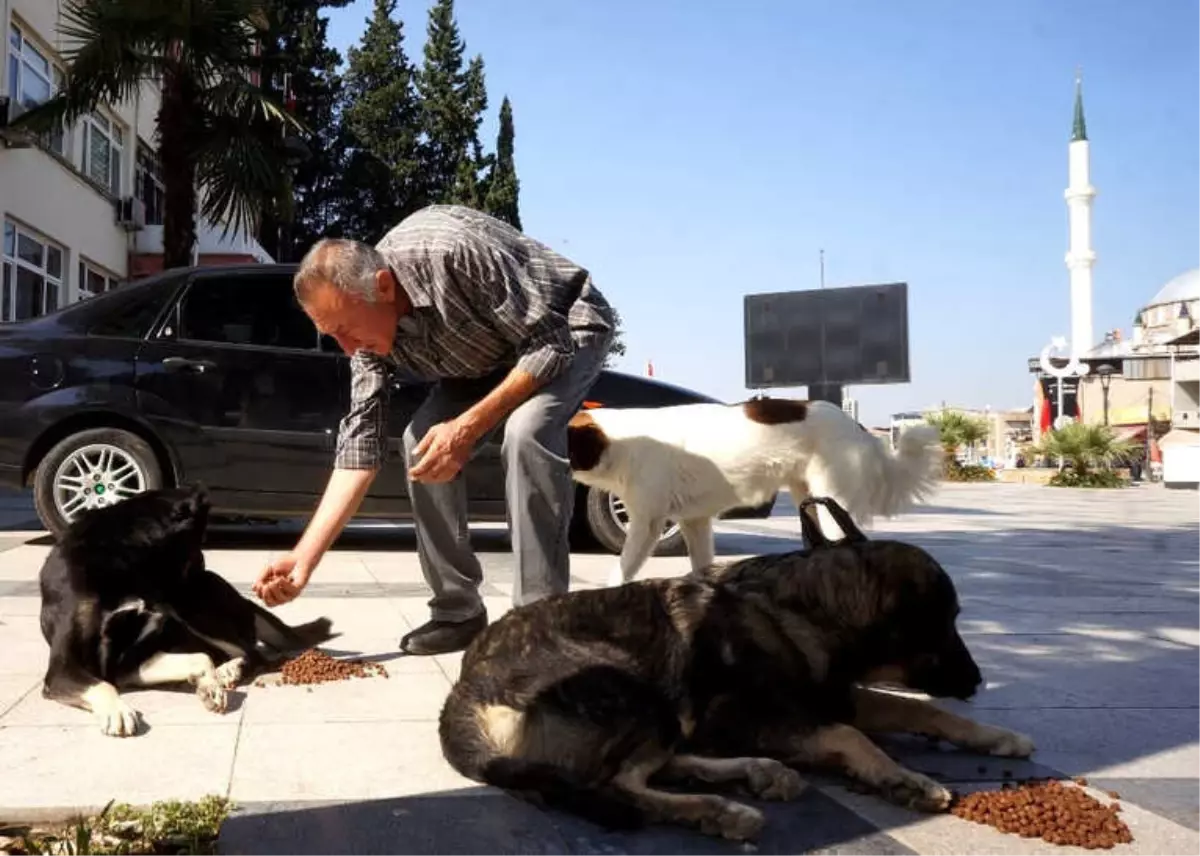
left=294, top=238, right=388, bottom=304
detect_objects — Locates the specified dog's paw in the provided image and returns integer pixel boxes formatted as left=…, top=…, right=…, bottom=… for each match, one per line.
left=880, top=769, right=954, bottom=813
left=196, top=678, right=229, bottom=714
left=981, top=727, right=1035, bottom=759
left=700, top=800, right=764, bottom=841
left=745, top=758, right=807, bottom=801
left=97, top=698, right=141, bottom=738
left=215, top=657, right=245, bottom=690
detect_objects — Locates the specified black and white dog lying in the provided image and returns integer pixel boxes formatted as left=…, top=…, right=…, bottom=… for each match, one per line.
left=37, top=484, right=335, bottom=737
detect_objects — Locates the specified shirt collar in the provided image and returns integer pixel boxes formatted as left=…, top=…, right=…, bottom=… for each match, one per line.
left=392, top=264, right=432, bottom=310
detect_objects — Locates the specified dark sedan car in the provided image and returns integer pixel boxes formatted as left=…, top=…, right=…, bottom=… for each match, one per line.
left=0, top=263, right=773, bottom=550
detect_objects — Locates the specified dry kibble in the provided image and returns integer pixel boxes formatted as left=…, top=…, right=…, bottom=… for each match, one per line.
left=951, top=778, right=1133, bottom=849
left=276, top=648, right=388, bottom=686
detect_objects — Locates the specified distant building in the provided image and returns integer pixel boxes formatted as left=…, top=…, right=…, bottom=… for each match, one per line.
left=841, top=395, right=859, bottom=423
left=1, top=1, right=271, bottom=322
left=891, top=406, right=1033, bottom=467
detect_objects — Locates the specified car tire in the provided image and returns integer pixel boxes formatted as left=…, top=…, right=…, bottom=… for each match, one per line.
left=33, top=427, right=164, bottom=539
left=581, top=486, right=686, bottom=556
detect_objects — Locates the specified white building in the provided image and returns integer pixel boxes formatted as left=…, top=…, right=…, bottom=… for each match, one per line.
left=1, top=0, right=270, bottom=323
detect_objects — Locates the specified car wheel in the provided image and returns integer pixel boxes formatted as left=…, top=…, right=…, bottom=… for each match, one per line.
left=33, top=427, right=163, bottom=538
left=581, top=486, right=686, bottom=556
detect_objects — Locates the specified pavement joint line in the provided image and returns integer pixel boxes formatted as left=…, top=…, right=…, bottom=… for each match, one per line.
left=224, top=699, right=248, bottom=803
left=0, top=677, right=37, bottom=718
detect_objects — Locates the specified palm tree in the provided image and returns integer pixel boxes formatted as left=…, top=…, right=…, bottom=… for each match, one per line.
left=15, top=0, right=302, bottom=269
left=1031, top=422, right=1138, bottom=477
left=924, top=409, right=989, bottom=464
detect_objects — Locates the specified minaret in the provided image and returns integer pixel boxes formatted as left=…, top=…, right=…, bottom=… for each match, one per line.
left=1065, top=69, right=1097, bottom=359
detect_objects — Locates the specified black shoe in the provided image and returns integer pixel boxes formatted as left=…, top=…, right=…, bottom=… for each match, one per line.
left=399, top=612, right=488, bottom=656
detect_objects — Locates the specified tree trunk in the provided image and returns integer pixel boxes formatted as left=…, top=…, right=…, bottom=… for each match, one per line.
left=158, top=66, right=199, bottom=270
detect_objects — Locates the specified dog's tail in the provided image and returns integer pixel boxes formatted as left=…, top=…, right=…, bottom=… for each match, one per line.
left=480, top=758, right=647, bottom=831
left=800, top=401, right=942, bottom=530
left=252, top=607, right=337, bottom=653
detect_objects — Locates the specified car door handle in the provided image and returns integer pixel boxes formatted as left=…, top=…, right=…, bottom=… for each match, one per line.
left=162, top=356, right=217, bottom=374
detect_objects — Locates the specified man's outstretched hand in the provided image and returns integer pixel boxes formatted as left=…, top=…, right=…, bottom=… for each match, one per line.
left=253, top=552, right=313, bottom=607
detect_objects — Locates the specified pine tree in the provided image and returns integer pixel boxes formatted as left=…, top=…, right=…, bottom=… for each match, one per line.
left=483, top=95, right=521, bottom=230
left=337, top=0, right=423, bottom=242
left=604, top=308, right=628, bottom=368
left=253, top=0, right=351, bottom=261
left=416, top=0, right=488, bottom=205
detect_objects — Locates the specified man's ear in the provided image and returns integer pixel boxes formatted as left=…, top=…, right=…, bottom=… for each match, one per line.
left=375, top=268, right=397, bottom=304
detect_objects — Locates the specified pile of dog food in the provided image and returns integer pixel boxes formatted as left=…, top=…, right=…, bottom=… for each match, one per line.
left=951, top=777, right=1132, bottom=849
left=277, top=649, right=388, bottom=686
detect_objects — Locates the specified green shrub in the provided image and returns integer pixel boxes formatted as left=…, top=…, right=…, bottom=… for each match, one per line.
left=944, top=461, right=996, bottom=482
left=1048, top=468, right=1128, bottom=489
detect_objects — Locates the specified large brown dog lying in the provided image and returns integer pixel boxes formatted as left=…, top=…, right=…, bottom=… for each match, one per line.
left=438, top=497, right=1034, bottom=841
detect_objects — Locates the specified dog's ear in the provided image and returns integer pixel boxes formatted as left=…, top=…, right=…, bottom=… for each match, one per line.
left=797, top=497, right=833, bottom=550
left=817, top=497, right=867, bottom=544
left=798, top=496, right=868, bottom=549
left=169, top=482, right=211, bottom=532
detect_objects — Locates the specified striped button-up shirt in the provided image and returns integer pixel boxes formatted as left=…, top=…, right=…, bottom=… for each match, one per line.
left=334, top=205, right=616, bottom=471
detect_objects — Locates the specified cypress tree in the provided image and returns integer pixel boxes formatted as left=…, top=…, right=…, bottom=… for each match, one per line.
left=483, top=95, right=521, bottom=230
left=416, top=0, right=488, bottom=205
left=337, top=0, right=423, bottom=242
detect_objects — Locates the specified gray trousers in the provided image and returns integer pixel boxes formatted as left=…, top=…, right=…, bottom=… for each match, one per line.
left=402, top=341, right=608, bottom=622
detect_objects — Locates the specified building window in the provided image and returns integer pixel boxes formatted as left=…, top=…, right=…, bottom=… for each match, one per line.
left=77, top=260, right=120, bottom=300
left=2, top=221, right=63, bottom=321
left=135, top=142, right=165, bottom=226
left=82, top=112, right=123, bottom=195
left=7, top=23, right=67, bottom=156
left=1123, top=357, right=1171, bottom=381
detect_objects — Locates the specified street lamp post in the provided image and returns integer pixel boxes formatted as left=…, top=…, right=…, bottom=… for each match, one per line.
left=1096, top=364, right=1115, bottom=426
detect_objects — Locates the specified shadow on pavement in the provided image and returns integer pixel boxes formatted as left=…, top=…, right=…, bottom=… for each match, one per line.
left=218, top=784, right=912, bottom=855
left=215, top=517, right=1199, bottom=852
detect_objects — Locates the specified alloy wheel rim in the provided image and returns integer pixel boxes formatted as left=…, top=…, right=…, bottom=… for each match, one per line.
left=606, top=493, right=681, bottom=544
left=53, top=444, right=147, bottom=522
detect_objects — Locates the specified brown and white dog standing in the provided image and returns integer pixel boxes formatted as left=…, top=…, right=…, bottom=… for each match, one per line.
left=567, top=397, right=943, bottom=586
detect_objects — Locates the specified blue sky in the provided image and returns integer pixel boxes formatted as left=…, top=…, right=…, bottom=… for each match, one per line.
left=323, top=0, right=1199, bottom=426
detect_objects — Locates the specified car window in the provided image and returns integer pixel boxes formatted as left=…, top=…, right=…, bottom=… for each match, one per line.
left=177, top=273, right=319, bottom=351
left=84, top=282, right=176, bottom=338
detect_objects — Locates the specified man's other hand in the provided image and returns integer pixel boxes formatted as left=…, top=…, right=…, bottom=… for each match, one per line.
left=408, top=418, right=477, bottom=483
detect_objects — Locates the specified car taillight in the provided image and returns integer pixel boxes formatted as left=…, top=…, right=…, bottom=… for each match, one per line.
left=582, top=400, right=603, bottom=409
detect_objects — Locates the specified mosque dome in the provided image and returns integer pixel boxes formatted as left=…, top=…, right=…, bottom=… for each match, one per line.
left=1145, top=268, right=1200, bottom=310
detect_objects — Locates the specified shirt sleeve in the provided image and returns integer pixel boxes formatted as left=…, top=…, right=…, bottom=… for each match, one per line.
left=334, top=350, right=391, bottom=471
left=448, top=234, right=577, bottom=384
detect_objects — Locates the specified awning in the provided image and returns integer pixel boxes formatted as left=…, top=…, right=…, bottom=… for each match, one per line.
left=1159, top=428, right=1200, bottom=449
left=1109, top=402, right=1171, bottom=425
left=1112, top=425, right=1147, bottom=442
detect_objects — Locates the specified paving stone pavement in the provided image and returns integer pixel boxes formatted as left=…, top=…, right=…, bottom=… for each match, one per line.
left=0, top=483, right=1196, bottom=854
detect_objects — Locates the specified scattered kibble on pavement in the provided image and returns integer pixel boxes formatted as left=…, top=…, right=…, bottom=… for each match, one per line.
left=951, top=778, right=1133, bottom=849
left=278, top=648, right=389, bottom=686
